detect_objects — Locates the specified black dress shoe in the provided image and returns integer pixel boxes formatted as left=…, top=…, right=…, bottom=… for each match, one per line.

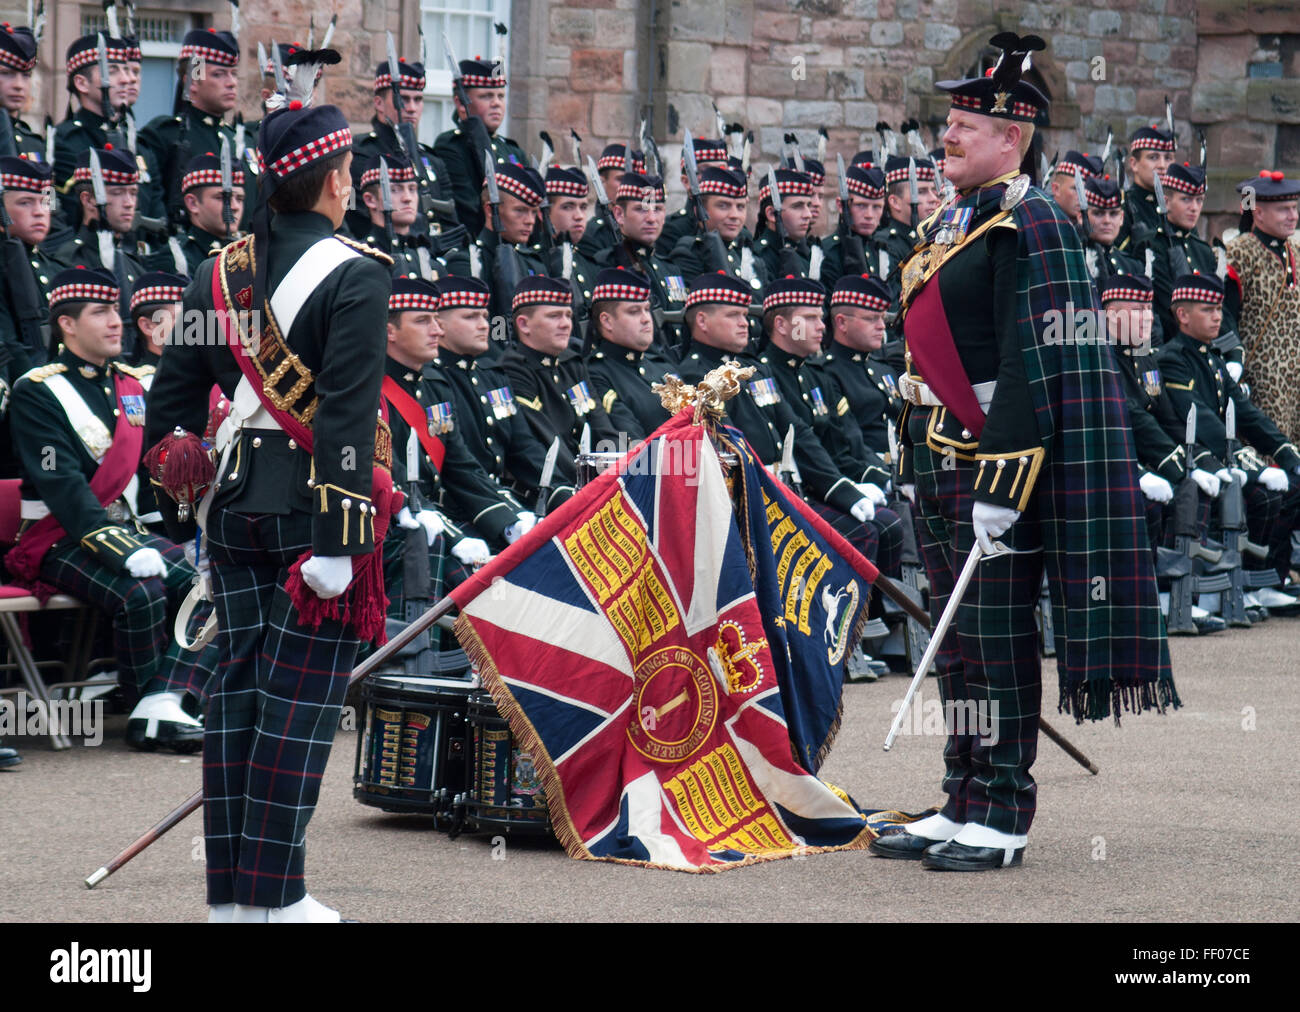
left=126, top=718, right=204, bottom=754
left=1193, top=614, right=1227, bottom=634
left=921, top=838, right=1024, bottom=871
left=0, top=746, right=21, bottom=769
left=868, top=830, right=945, bottom=860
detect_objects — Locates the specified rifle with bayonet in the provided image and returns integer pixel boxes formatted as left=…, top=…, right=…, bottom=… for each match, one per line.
left=441, top=31, right=496, bottom=192
left=394, top=424, right=436, bottom=675
left=683, top=127, right=729, bottom=274
left=535, top=437, right=560, bottom=518
left=385, top=32, right=453, bottom=232
left=836, top=151, right=869, bottom=277
left=484, top=150, right=524, bottom=336
left=766, top=165, right=802, bottom=277
left=1218, top=400, right=1275, bottom=625
left=780, top=424, right=804, bottom=499
left=1165, top=404, right=1224, bottom=634
left=586, top=154, right=620, bottom=246
left=88, top=147, right=135, bottom=358
left=887, top=420, right=931, bottom=673
left=1151, top=171, right=1191, bottom=278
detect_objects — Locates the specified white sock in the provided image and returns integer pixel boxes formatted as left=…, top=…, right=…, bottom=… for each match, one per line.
left=952, top=823, right=1027, bottom=850
left=231, top=904, right=269, bottom=923
left=267, top=893, right=341, bottom=924
left=207, top=903, right=235, bottom=923
left=904, top=812, right=962, bottom=840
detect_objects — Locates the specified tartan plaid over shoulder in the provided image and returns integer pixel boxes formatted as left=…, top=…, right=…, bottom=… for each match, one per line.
left=1010, top=186, right=1177, bottom=723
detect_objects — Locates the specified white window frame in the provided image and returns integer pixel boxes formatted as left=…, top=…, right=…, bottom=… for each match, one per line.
left=419, top=0, right=511, bottom=140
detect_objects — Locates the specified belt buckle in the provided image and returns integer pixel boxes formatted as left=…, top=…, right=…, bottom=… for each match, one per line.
left=898, top=374, right=921, bottom=406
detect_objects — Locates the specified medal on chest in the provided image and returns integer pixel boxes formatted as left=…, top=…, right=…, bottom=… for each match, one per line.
left=567, top=380, right=596, bottom=415
left=664, top=275, right=688, bottom=303
left=931, top=206, right=973, bottom=246
left=809, top=386, right=828, bottom=416
left=121, top=394, right=146, bottom=427
left=748, top=377, right=781, bottom=407
left=881, top=372, right=899, bottom=399
left=487, top=385, right=517, bottom=418
left=1142, top=368, right=1162, bottom=398
left=426, top=402, right=454, bottom=435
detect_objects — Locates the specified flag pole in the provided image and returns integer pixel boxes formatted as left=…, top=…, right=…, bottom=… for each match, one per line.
left=85, top=592, right=460, bottom=889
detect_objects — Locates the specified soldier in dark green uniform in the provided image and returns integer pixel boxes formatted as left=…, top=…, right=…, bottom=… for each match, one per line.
left=431, top=275, right=575, bottom=512
left=381, top=276, right=534, bottom=606
left=442, top=160, right=548, bottom=356
left=592, top=172, right=689, bottom=360
left=538, top=164, right=597, bottom=300
left=0, top=25, right=47, bottom=163
left=432, top=56, right=528, bottom=237
left=8, top=267, right=207, bottom=751
left=137, top=28, right=241, bottom=226
left=1133, top=162, right=1233, bottom=357
left=145, top=152, right=243, bottom=275
left=1157, top=272, right=1300, bottom=597
left=577, top=143, right=644, bottom=261
left=53, top=146, right=146, bottom=360
left=1046, top=150, right=1102, bottom=227
left=347, top=153, right=440, bottom=281
left=753, top=168, right=817, bottom=279
left=757, top=275, right=902, bottom=574
left=654, top=136, right=729, bottom=257
left=352, top=57, right=458, bottom=237
left=0, top=157, right=63, bottom=383
left=820, top=163, right=889, bottom=290
left=1118, top=123, right=1176, bottom=251
left=1081, top=172, right=1147, bottom=279
left=816, top=274, right=903, bottom=460
left=667, top=165, right=766, bottom=298
left=53, top=33, right=141, bottom=221
left=584, top=267, right=672, bottom=442
left=501, top=275, right=620, bottom=463
left=873, top=155, right=940, bottom=288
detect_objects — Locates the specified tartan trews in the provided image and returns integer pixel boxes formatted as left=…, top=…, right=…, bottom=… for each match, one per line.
left=910, top=411, right=1046, bottom=837
left=38, top=533, right=202, bottom=700
left=203, top=510, right=360, bottom=909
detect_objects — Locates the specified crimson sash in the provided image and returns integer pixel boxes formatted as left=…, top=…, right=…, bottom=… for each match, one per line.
left=211, top=246, right=400, bottom=645
left=901, top=279, right=988, bottom=439
left=6, top=373, right=146, bottom=601
left=381, top=374, right=446, bottom=474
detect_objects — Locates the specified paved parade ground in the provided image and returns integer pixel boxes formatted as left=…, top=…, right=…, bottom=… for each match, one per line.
left=3, top=617, right=1296, bottom=924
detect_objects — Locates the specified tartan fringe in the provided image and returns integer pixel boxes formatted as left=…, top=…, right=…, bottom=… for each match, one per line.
left=1060, top=671, right=1183, bottom=726
left=285, top=546, right=391, bottom=646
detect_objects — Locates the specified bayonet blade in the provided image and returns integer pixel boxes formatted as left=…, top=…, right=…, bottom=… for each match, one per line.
left=88, top=146, right=108, bottom=208
left=378, top=154, right=394, bottom=213
left=683, top=127, right=700, bottom=196
left=579, top=423, right=591, bottom=456
left=539, top=437, right=560, bottom=491
left=586, top=155, right=608, bottom=208
left=1074, top=167, right=1088, bottom=215
left=1152, top=170, right=1168, bottom=216
left=907, top=156, right=918, bottom=205
left=270, top=38, right=287, bottom=95
left=1225, top=399, right=1236, bottom=444
left=1185, top=403, right=1196, bottom=448
left=837, top=152, right=848, bottom=202
left=766, top=165, right=783, bottom=213
left=219, top=135, right=233, bottom=195
left=483, top=149, right=499, bottom=206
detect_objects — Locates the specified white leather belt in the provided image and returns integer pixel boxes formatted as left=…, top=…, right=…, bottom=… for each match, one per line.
left=20, top=499, right=49, bottom=520
left=898, top=375, right=997, bottom=413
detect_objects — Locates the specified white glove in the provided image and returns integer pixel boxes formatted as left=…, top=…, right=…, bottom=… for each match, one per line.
left=972, top=501, right=1020, bottom=555
left=395, top=506, right=421, bottom=530
left=1191, top=468, right=1221, bottom=498
left=504, top=512, right=537, bottom=544
left=899, top=483, right=916, bottom=504
left=855, top=482, right=888, bottom=506
left=125, top=547, right=166, bottom=579
left=1259, top=466, right=1289, bottom=492
left=1231, top=467, right=1249, bottom=485
left=1226, top=361, right=1244, bottom=383
left=416, top=509, right=446, bottom=546
left=300, top=555, right=353, bottom=599
left=1139, top=472, right=1174, bottom=503
left=451, top=537, right=491, bottom=566
left=850, top=498, right=875, bottom=522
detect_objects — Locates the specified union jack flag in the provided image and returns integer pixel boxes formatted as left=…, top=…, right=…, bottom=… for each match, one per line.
left=452, top=410, right=899, bottom=870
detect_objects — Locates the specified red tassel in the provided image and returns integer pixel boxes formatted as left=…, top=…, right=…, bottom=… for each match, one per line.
left=143, top=427, right=215, bottom=514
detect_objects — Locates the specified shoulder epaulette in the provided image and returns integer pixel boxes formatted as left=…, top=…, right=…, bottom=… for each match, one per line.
left=21, top=362, right=67, bottom=384
left=114, top=362, right=155, bottom=380
left=337, top=234, right=394, bottom=266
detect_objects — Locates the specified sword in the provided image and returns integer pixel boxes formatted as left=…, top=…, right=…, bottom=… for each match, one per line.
left=535, top=437, right=560, bottom=518
left=219, top=135, right=234, bottom=237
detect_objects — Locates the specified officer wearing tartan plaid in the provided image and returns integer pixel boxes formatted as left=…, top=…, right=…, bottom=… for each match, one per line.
left=146, top=99, right=393, bottom=922
left=869, top=33, right=1174, bottom=872
left=6, top=266, right=207, bottom=752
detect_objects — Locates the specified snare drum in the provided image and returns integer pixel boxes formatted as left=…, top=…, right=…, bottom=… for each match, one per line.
left=576, top=450, right=624, bottom=488
left=353, top=674, right=473, bottom=826
left=462, top=691, right=552, bottom=835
